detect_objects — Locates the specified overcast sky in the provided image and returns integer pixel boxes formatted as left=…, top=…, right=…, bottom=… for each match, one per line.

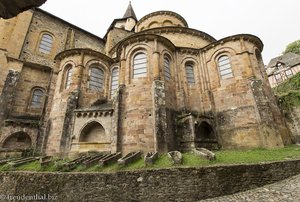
left=41, top=0, right=300, bottom=64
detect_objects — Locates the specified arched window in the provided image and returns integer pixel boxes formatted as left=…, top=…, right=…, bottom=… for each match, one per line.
left=185, top=63, right=195, bottom=85
left=39, top=33, right=53, bottom=54
left=30, top=89, right=44, bottom=108
left=111, top=67, right=119, bottom=96
left=133, top=53, right=147, bottom=78
left=218, top=55, right=233, bottom=79
left=89, top=66, right=104, bottom=91
left=65, top=66, right=73, bottom=89
left=164, top=56, right=171, bottom=81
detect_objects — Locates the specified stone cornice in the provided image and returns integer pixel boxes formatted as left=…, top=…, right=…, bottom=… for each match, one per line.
left=137, top=10, right=189, bottom=28
left=74, top=109, right=114, bottom=118
left=4, top=118, right=40, bottom=128
left=111, top=33, right=176, bottom=57
left=177, top=47, right=200, bottom=56
left=202, top=34, right=264, bottom=52
left=140, top=27, right=216, bottom=43
left=7, top=56, right=52, bottom=71
left=55, top=48, right=113, bottom=63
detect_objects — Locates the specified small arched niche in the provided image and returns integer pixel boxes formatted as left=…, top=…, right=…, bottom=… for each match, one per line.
left=195, top=122, right=215, bottom=140
left=194, top=121, right=219, bottom=150
left=3, top=132, right=32, bottom=149
left=79, top=121, right=105, bottom=143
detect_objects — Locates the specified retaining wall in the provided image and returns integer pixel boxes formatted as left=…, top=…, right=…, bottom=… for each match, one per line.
left=0, top=159, right=300, bottom=201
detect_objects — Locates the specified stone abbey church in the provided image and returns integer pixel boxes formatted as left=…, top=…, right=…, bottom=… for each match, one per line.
left=0, top=3, right=292, bottom=157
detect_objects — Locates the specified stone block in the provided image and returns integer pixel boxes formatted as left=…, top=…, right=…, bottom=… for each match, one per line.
left=39, top=156, right=53, bottom=167
left=167, top=151, right=182, bottom=165
left=193, top=148, right=216, bottom=161
left=144, top=151, right=158, bottom=166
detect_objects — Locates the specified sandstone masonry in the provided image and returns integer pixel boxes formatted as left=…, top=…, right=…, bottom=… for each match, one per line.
left=0, top=3, right=292, bottom=157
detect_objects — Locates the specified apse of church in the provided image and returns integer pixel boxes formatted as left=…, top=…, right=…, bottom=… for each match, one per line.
left=0, top=3, right=291, bottom=157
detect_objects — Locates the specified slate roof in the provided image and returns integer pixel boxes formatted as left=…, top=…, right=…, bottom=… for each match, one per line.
left=123, top=1, right=137, bottom=20
left=267, top=52, right=300, bottom=69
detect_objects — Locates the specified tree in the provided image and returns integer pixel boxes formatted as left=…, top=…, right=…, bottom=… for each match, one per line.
left=283, top=40, right=300, bottom=55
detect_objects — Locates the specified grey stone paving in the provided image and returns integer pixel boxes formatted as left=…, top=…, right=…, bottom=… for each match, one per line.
left=200, top=174, right=300, bottom=202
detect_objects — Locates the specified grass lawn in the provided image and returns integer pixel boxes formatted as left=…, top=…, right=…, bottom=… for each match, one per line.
left=0, top=145, right=299, bottom=172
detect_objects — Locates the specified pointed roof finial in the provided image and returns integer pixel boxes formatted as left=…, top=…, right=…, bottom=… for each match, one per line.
left=123, top=1, right=137, bottom=20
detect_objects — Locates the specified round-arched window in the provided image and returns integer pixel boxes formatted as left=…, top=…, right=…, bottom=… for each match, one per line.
left=133, top=53, right=147, bottom=78
left=89, top=66, right=104, bottom=91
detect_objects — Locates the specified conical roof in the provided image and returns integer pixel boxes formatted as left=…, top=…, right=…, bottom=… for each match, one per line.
left=123, top=1, right=137, bottom=20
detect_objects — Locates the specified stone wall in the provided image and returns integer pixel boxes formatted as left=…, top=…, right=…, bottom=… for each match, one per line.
left=105, top=28, right=134, bottom=55
left=136, top=11, right=188, bottom=31
left=20, top=9, right=104, bottom=68
left=70, top=109, right=114, bottom=155
left=0, top=160, right=300, bottom=201
left=0, top=11, right=33, bottom=94
left=10, top=65, right=51, bottom=117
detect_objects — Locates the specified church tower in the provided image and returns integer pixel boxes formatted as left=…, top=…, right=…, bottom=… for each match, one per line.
left=104, top=2, right=137, bottom=54
left=120, top=1, right=137, bottom=31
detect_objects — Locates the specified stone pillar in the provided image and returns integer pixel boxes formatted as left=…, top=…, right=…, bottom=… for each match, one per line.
left=120, top=48, right=126, bottom=85
left=153, top=39, right=161, bottom=80
left=240, top=38, right=254, bottom=77
left=72, top=53, right=84, bottom=90
left=120, top=59, right=126, bottom=86
left=116, top=48, right=126, bottom=153
left=152, top=80, right=168, bottom=153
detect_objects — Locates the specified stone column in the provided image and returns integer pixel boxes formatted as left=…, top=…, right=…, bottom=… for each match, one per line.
left=72, top=52, right=84, bottom=90
left=119, top=48, right=126, bottom=85
left=153, top=39, right=161, bottom=80
left=240, top=38, right=254, bottom=77
left=152, top=80, right=168, bottom=153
